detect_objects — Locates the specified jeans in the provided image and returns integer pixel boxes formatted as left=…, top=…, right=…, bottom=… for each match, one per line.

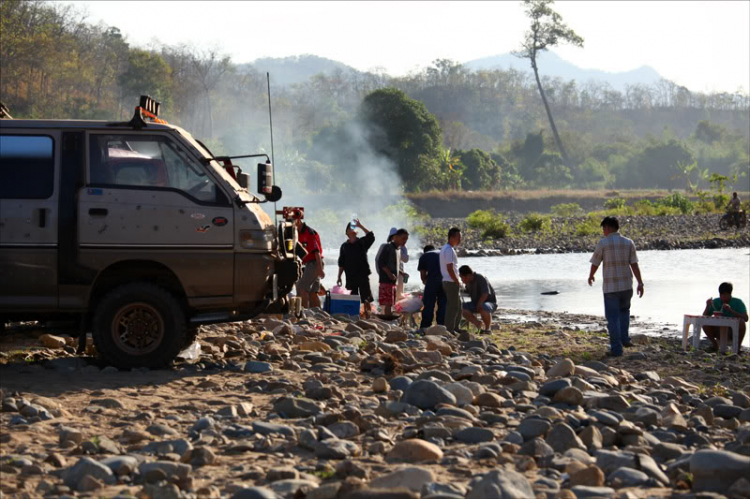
left=442, top=281, right=461, bottom=332
left=420, top=282, right=447, bottom=329
left=603, top=289, right=633, bottom=356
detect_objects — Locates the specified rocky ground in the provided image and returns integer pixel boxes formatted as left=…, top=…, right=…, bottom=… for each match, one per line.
left=418, top=215, right=750, bottom=255
left=1, top=309, right=750, bottom=499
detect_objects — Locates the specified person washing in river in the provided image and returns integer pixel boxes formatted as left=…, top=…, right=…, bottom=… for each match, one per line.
left=459, top=265, right=497, bottom=334
left=418, top=245, right=446, bottom=330
left=440, top=227, right=463, bottom=333
left=295, top=217, right=324, bottom=309
left=337, top=219, right=375, bottom=317
left=588, top=216, right=644, bottom=358
left=377, top=228, right=409, bottom=316
left=701, top=282, right=748, bottom=352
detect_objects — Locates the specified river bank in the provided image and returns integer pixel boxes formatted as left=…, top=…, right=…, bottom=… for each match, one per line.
left=417, top=214, right=750, bottom=255
left=1, top=308, right=750, bottom=498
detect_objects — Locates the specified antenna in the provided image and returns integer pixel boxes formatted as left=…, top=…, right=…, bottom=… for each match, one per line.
left=267, top=72, right=277, bottom=221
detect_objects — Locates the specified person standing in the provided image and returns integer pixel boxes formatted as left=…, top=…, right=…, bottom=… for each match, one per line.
left=588, top=216, right=644, bottom=357
left=727, top=192, right=742, bottom=227
left=459, top=265, right=497, bottom=334
left=440, top=227, right=462, bottom=333
left=377, top=229, right=409, bottom=316
left=396, top=239, right=410, bottom=301
left=337, top=219, right=375, bottom=316
left=418, top=245, right=446, bottom=329
left=295, top=217, right=325, bottom=309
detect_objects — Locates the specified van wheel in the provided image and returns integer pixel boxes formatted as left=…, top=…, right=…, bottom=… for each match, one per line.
left=92, top=283, right=186, bottom=369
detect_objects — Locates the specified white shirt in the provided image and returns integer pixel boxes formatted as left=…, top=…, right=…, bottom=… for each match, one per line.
left=439, top=243, right=458, bottom=282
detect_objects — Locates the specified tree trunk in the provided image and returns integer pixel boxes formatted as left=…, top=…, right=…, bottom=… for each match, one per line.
left=531, top=60, right=570, bottom=167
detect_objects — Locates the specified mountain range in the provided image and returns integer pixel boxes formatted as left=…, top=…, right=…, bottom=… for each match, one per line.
left=241, top=52, right=663, bottom=91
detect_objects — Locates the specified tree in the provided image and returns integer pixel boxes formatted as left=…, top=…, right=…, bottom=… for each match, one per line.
left=514, top=0, right=583, bottom=168
left=456, top=149, right=501, bottom=190
left=118, top=49, right=172, bottom=110
left=358, top=88, right=443, bottom=191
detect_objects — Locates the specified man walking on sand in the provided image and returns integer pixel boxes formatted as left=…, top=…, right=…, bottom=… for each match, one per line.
left=440, top=227, right=462, bottom=333
left=588, top=216, right=644, bottom=357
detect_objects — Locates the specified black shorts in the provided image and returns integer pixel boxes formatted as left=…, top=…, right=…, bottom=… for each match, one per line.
left=347, top=277, right=373, bottom=303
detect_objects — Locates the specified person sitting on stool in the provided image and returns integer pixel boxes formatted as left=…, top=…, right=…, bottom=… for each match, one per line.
left=702, top=281, right=748, bottom=352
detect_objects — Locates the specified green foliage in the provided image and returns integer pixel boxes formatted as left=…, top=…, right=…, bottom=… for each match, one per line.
left=603, top=198, right=626, bottom=210
left=575, top=215, right=601, bottom=236
left=659, top=192, right=694, bottom=214
left=466, top=210, right=510, bottom=239
left=455, top=148, right=501, bottom=190
left=118, top=49, right=172, bottom=106
left=358, top=88, right=443, bottom=191
left=551, top=203, right=583, bottom=216
left=519, top=213, right=550, bottom=232
left=695, top=120, right=726, bottom=143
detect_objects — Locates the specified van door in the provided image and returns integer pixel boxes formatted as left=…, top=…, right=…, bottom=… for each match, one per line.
left=80, top=132, right=234, bottom=301
left=0, top=131, right=60, bottom=308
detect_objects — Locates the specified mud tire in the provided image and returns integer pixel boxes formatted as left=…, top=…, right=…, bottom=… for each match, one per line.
left=719, top=216, right=730, bottom=231
left=92, top=283, right=186, bottom=369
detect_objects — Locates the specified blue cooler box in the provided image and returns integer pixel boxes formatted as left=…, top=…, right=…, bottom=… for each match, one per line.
left=326, top=294, right=361, bottom=316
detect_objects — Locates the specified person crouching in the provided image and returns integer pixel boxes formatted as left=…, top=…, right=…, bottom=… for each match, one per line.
left=459, top=265, right=497, bottom=334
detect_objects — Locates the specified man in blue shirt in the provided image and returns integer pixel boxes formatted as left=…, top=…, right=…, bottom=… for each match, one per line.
left=418, top=245, right=446, bottom=329
left=702, top=281, right=748, bottom=352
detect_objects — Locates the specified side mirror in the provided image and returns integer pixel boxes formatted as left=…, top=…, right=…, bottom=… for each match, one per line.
left=257, top=162, right=273, bottom=195
left=238, top=172, right=250, bottom=189
left=265, top=185, right=282, bottom=203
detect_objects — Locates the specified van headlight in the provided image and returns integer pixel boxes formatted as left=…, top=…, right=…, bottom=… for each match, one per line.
left=240, top=230, right=275, bottom=250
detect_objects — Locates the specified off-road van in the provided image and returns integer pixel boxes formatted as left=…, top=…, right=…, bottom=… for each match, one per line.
left=0, top=97, right=302, bottom=368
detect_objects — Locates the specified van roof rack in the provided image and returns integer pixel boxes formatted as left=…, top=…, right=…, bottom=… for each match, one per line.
left=107, top=95, right=167, bottom=129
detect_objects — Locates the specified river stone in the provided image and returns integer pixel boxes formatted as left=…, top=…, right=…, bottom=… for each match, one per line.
left=373, top=378, right=389, bottom=393
left=390, top=376, right=413, bottom=391
left=517, top=418, right=551, bottom=440
left=328, top=421, right=359, bottom=439
left=62, top=457, right=116, bottom=488
left=402, top=380, right=456, bottom=410
left=314, top=439, right=361, bottom=459
left=231, top=487, right=280, bottom=499
left=609, top=467, right=652, bottom=488
left=444, top=382, right=474, bottom=406
left=454, top=427, right=494, bottom=444
left=569, top=466, right=605, bottom=487
left=518, top=438, right=554, bottom=458
left=268, top=479, right=318, bottom=497
left=703, top=396, right=732, bottom=408
left=100, top=456, right=138, bottom=476
left=652, top=442, right=686, bottom=463
left=590, top=410, right=619, bottom=427
left=138, top=461, right=191, bottom=480
left=554, top=386, right=583, bottom=406
left=731, top=391, right=750, bottom=408
left=579, top=426, right=602, bottom=451
left=466, top=469, right=534, bottom=499
left=597, top=395, right=630, bottom=412
left=273, top=397, right=321, bottom=418
left=473, top=392, right=505, bottom=408
left=634, top=407, right=661, bottom=426
left=141, top=438, right=193, bottom=458
left=369, top=466, right=435, bottom=491
left=245, top=361, right=273, bottom=373
left=690, top=449, right=750, bottom=493
left=540, top=379, right=571, bottom=397
left=546, top=423, right=586, bottom=453
left=252, top=421, right=296, bottom=438
left=570, top=486, right=616, bottom=498
left=387, top=439, right=443, bottom=463
left=547, top=358, right=575, bottom=378
left=713, top=404, right=742, bottom=419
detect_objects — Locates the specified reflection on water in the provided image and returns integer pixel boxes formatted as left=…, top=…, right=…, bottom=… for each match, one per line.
left=323, top=247, right=750, bottom=346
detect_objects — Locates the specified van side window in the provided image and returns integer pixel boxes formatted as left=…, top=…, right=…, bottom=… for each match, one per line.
left=89, top=134, right=225, bottom=204
left=0, top=135, right=54, bottom=199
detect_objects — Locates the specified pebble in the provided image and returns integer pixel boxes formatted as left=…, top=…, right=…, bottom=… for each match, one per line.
left=369, top=466, right=435, bottom=491
left=466, top=469, right=534, bottom=499
left=387, top=439, right=443, bottom=462
left=690, top=449, right=750, bottom=493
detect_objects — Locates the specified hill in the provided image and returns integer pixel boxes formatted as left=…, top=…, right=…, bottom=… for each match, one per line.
left=239, top=54, right=360, bottom=86
left=465, top=51, right=663, bottom=91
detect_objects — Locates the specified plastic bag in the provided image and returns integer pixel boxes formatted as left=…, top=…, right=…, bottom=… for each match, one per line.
left=177, top=341, right=201, bottom=361
left=331, top=285, right=351, bottom=295
left=394, top=294, right=423, bottom=314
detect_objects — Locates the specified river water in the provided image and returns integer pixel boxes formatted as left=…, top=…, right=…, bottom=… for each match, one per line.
left=323, top=247, right=750, bottom=345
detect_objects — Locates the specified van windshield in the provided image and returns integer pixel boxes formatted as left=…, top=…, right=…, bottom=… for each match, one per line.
left=174, top=128, right=242, bottom=191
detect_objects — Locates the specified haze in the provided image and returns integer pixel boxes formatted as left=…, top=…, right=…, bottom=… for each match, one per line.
left=70, top=0, right=750, bottom=94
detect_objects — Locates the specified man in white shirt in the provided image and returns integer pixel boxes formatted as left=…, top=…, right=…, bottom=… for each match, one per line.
left=440, top=227, right=462, bottom=333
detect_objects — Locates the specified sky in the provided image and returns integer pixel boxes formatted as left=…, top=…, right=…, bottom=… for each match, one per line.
left=69, top=0, right=750, bottom=94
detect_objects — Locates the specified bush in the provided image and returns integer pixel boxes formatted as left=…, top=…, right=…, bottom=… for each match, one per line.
left=551, top=203, right=583, bottom=217
left=466, top=209, right=510, bottom=239
left=603, top=198, right=626, bottom=210
left=575, top=215, right=601, bottom=236
left=519, top=213, right=550, bottom=233
left=658, top=192, right=694, bottom=214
